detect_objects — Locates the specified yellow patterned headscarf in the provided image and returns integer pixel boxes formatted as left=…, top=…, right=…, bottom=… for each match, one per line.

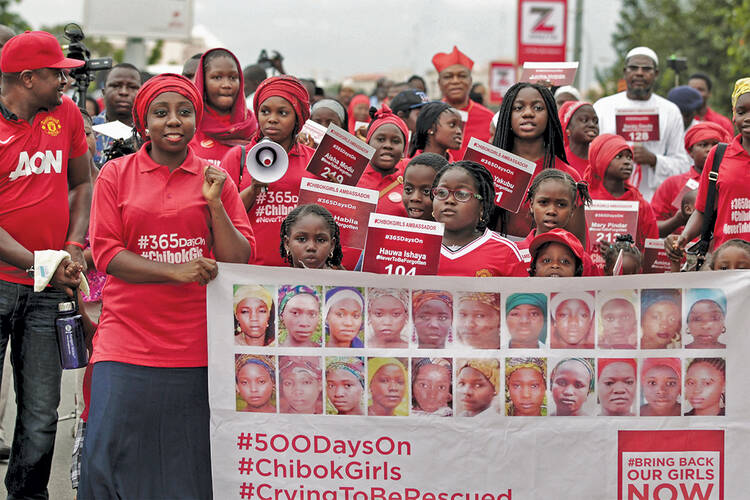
left=731, top=77, right=750, bottom=108
left=457, top=358, right=500, bottom=394
left=458, top=292, right=501, bottom=312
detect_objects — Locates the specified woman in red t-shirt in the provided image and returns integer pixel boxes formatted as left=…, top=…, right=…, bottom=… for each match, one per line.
left=189, top=48, right=257, bottom=164
left=81, top=74, right=254, bottom=499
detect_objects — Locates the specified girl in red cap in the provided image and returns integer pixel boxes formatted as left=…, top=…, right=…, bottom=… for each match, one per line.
left=222, top=75, right=321, bottom=267
left=190, top=48, right=257, bottom=164
left=584, top=133, right=659, bottom=252
left=491, top=82, right=584, bottom=238
left=528, top=227, right=585, bottom=277
left=558, top=100, right=599, bottom=178
left=356, top=104, right=410, bottom=217
left=81, top=73, right=255, bottom=499
left=651, top=121, right=730, bottom=237
left=348, top=94, right=371, bottom=139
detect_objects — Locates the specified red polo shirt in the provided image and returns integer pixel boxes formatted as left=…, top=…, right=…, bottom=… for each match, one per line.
left=447, top=99, right=495, bottom=159
left=695, top=135, right=750, bottom=248
left=438, top=229, right=524, bottom=277
left=0, top=95, right=88, bottom=285
left=650, top=167, right=701, bottom=221
left=563, top=145, right=589, bottom=178
left=356, top=161, right=408, bottom=217
left=222, top=142, right=318, bottom=267
left=90, top=145, right=255, bottom=367
left=189, top=128, right=237, bottom=166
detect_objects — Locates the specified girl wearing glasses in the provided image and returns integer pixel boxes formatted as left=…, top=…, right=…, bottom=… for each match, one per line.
left=433, top=160, right=525, bottom=277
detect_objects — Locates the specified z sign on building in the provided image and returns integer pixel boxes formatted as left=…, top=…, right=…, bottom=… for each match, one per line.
left=517, top=0, right=568, bottom=65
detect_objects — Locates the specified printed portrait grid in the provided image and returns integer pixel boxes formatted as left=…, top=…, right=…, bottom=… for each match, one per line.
left=232, top=284, right=728, bottom=418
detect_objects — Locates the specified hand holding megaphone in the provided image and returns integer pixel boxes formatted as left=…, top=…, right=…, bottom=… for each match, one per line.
left=245, top=137, right=289, bottom=185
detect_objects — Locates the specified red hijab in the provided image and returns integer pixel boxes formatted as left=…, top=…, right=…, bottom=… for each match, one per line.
left=252, top=75, right=310, bottom=144
left=684, top=121, right=731, bottom=151
left=558, top=100, right=591, bottom=147
left=347, top=94, right=371, bottom=133
left=583, top=134, right=634, bottom=193
left=366, top=104, right=409, bottom=155
left=132, top=73, right=202, bottom=140
left=193, top=48, right=257, bottom=144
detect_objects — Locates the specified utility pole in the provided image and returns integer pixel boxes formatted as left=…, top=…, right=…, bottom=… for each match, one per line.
left=573, top=0, right=583, bottom=87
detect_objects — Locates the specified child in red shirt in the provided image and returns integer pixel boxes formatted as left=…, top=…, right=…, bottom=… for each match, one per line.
left=528, top=228, right=585, bottom=277
left=558, top=100, right=599, bottom=178
left=583, top=133, right=659, bottom=252
left=402, top=152, right=449, bottom=220
left=407, top=101, right=462, bottom=161
left=221, top=75, right=320, bottom=266
left=355, top=104, right=410, bottom=217
left=189, top=48, right=257, bottom=164
left=433, top=160, right=524, bottom=277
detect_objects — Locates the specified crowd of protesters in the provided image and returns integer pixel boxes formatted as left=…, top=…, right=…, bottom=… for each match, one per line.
left=0, top=22, right=746, bottom=499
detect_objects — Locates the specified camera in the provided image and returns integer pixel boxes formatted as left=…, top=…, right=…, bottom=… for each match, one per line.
left=63, top=23, right=113, bottom=107
left=666, top=56, right=687, bottom=73
left=257, top=49, right=284, bottom=75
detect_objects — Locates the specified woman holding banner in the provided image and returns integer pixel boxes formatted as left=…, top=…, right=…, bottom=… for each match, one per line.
left=81, top=74, right=254, bottom=499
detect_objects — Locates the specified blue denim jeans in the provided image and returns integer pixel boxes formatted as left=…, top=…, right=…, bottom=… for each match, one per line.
left=0, top=280, right=65, bottom=500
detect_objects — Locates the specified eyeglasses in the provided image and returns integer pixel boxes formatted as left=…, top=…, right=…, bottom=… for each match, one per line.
left=431, top=187, right=483, bottom=203
left=625, top=65, right=655, bottom=73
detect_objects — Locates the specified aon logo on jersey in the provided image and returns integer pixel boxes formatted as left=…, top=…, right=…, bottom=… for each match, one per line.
left=9, top=150, right=62, bottom=181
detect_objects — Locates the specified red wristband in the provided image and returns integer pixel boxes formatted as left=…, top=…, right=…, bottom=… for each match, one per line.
left=65, top=240, right=85, bottom=250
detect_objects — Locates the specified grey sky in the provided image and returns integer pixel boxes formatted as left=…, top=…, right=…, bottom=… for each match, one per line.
left=12, top=0, right=622, bottom=91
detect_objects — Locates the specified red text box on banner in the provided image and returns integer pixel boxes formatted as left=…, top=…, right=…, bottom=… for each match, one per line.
left=585, top=199, right=639, bottom=270
left=520, top=61, right=578, bottom=86
left=642, top=238, right=671, bottom=274
left=306, top=123, right=374, bottom=185
left=618, top=430, right=724, bottom=500
left=362, top=213, right=444, bottom=275
left=298, top=178, right=378, bottom=249
left=517, top=0, right=568, bottom=65
left=489, top=61, right=516, bottom=103
left=462, top=137, right=536, bottom=213
left=615, top=109, right=661, bottom=142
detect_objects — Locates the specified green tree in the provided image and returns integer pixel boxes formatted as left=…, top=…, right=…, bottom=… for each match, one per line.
left=0, top=0, right=29, bottom=33
left=602, top=0, right=750, bottom=115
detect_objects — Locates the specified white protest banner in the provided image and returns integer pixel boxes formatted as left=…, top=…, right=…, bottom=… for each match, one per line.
left=209, top=264, right=750, bottom=499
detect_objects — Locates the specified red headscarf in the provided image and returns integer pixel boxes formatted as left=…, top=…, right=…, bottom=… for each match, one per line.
left=558, top=100, right=592, bottom=146
left=347, top=94, right=371, bottom=134
left=252, top=75, right=310, bottom=142
left=193, top=48, right=257, bottom=144
left=132, top=73, right=202, bottom=140
left=583, top=134, right=633, bottom=192
left=684, top=121, right=731, bottom=152
left=598, top=358, right=637, bottom=379
left=432, top=46, right=474, bottom=73
left=365, top=104, right=409, bottom=154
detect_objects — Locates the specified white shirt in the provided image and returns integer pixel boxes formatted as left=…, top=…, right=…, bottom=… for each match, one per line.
left=593, top=91, right=691, bottom=201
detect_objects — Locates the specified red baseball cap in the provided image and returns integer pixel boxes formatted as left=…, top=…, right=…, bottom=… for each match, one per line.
left=1, top=31, right=85, bottom=73
left=529, top=228, right=585, bottom=262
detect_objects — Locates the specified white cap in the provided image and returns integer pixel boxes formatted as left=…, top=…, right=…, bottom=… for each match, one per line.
left=553, top=85, right=582, bottom=101
left=625, top=46, right=658, bottom=66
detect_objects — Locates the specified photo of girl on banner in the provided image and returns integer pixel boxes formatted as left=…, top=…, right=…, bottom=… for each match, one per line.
left=455, top=292, right=501, bottom=349
left=597, top=358, right=637, bottom=416
left=367, top=357, right=409, bottom=416
left=549, top=357, right=595, bottom=416
left=235, top=354, right=277, bottom=413
left=277, top=285, right=323, bottom=347
left=324, top=287, right=365, bottom=348
left=234, top=285, right=276, bottom=346
left=597, top=290, right=639, bottom=349
left=684, top=289, right=727, bottom=349
left=366, top=289, right=410, bottom=348
left=504, top=293, right=547, bottom=348
left=279, top=356, right=323, bottom=414
left=412, top=290, right=453, bottom=349
left=684, top=358, right=726, bottom=416
left=411, top=358, right=453, bottom=416
left=639, top=289, right=682, bottom=349
left=325, top=357, right=365, bottom=416
left=549, top=292, right=595, bottom=349
left=639, top=358, right=681, bottom=416
left=455, top=358, right=501, bottom=417
left=505, top=357, right=547, bottom=416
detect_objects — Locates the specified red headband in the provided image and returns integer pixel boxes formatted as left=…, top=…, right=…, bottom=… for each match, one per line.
left=366, top=104, right=409, bottom=154
left=253, top=75, right=310, bottom=140
left=558, top=101, right=591, bottom=146
left=684, top=121, right=730, bottom=152
left=640, top=357, right=681, bottom=387
left=583, top=134, right=632, bottom=191
left=132, top=73, right=202, bottom=139
left=598, top=358, right=637, bottom=379
left=432, top=46, right=474, bottom=73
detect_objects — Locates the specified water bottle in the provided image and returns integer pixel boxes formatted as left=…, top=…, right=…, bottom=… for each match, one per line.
left=55, top=300, right=89, bottom=369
